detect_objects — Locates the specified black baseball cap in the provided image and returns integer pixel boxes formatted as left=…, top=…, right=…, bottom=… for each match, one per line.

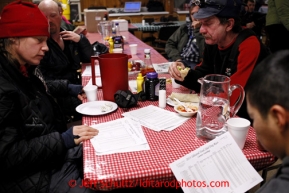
left=192, top=0, right=242, bottom=19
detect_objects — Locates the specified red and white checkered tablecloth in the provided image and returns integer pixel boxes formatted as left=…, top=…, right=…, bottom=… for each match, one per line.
left=82, top=77, right=276, bottom=190
left=82, top=32, right=277, bottom=190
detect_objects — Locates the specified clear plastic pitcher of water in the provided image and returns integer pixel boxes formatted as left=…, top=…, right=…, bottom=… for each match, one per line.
left=196, top=74, right=245, bottom=140
left=97, top=21, right=113, bottom=44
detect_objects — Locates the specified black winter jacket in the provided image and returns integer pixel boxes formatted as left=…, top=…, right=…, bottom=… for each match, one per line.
left=0, top=53, right=68, bottom=192
left=256, top=157, right=289, bottom=193
left=38, top=33, right=93, bottom=85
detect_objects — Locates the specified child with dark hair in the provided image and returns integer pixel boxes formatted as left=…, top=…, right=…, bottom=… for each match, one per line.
left=246, top=50, right=289, bottom=193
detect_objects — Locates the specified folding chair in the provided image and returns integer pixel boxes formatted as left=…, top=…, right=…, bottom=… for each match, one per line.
left=141, top=16, right=160, bottom=45
left=152, top=26, right=179, bottom=58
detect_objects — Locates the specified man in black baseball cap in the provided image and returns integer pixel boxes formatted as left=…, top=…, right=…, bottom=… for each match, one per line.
left=169, top=0, right=269, bottom=121
left=193, top=0, right=242, bottom=19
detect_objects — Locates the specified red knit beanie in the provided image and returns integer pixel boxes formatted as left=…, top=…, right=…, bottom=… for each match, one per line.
left=0, top=0, right=49, bottom=38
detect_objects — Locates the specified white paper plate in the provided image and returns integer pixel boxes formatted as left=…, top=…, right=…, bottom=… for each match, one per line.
left=128, top=71, right=140, bottom=76
left=76, top=101, right=118, bottom=116
left=166, top=98, right=177, bottom=106
left=166, top=98, right=199, bottom=107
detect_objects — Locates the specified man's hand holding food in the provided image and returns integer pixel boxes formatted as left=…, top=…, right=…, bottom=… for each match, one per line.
left=169, top=61, right=190, bottom=81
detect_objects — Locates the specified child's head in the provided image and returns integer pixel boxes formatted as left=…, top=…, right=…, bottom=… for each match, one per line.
left=246, top=50, right=289, bottom=159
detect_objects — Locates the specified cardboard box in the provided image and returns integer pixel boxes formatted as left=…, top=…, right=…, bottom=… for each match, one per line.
left=111, top=19, right=128, bottom=31
left=84, top=9, right=109, bottom=33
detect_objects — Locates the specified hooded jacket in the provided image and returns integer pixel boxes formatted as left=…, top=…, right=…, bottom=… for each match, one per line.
left=165, top=23, right=205, bottom=62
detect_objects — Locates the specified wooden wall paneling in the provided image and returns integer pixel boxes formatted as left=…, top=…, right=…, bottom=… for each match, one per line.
left=80, top=0, right=167, bottom=12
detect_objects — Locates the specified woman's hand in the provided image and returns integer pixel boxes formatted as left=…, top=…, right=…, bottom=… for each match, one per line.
left=169, top=62, right=186, bottom=81
left=78, top=92, right=87, bottom=101
left=73, top=125, right=99, bottom=145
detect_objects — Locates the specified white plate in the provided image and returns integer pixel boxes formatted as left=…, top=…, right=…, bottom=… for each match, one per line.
left=166, top=98, right=199, bottom=107
left=167, top=98, right=176, bottom=106
left=128, top=71, right=140, bottom=76
left=76, top=101, right=118, bottom=116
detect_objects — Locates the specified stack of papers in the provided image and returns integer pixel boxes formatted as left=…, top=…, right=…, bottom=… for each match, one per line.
left=170, top=132, right=263, bottom=193
left=89, top=105, right=189, bottom=155
left=90, top=117, right=149, bottom=155
left=122, top=105, right=190, bottom=131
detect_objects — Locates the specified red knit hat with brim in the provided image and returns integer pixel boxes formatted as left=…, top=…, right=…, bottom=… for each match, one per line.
left=0, top=0, right=49, bottom=38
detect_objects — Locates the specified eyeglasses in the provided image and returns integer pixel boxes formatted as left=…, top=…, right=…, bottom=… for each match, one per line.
left=191, top=0, right=225, bottom=9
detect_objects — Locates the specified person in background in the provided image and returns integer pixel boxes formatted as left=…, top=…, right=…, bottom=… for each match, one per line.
left=254, top=0, right=265, bottom=11
left=240, top=0, right=266, bottom=38
left=38, top=0, right=93, bottom=122
left=0, top=1, right=98, bottom=192
left=246, top=50, right=289, bottom=193
left=56, top=0, right=75, bottom=31
left=165, top=2, right=204, bottom=69
left=34, top=0, right=75, bottom=31
left=169, top=0, right=269, bottom=120
left=265, top=0, right=289, bottom=53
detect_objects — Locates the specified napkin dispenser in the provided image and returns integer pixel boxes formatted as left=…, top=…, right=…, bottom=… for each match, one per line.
left=84, top=9, right=109, bottom=33
left=111, top=19, right=128, bottom=31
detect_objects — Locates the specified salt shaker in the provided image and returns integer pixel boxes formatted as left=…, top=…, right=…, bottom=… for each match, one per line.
left=159, top=77, right=166, bottom=108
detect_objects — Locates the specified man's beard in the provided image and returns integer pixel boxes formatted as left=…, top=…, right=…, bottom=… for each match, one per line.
left=49, top=23, right=58, bottom=34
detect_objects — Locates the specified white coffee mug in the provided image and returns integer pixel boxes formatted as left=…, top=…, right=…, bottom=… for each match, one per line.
left=129, top=44, right=137, bottom=55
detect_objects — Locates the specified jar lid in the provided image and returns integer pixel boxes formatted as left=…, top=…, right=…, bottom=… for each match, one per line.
left=144, top=49, right=150, bottom=54
left=146, top=72, right=158, bottom=78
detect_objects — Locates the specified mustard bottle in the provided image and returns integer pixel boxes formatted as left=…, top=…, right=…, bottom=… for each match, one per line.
left=108, top=37, right=114, bottom=53
left=136, top=73, right=144, bottom=93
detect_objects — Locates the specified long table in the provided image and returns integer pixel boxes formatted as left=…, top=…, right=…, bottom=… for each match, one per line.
left=85, top=31, right=166, bottom=63
left=82, top=31, right=277, bottom=191
left=131, top=21, right=186, bottom=32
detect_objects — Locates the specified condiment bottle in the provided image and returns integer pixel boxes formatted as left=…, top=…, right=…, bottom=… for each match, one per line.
left=115, top=22, right=120, bottom=36
left=108, top=37, right=114, bottom=53
left=141, top=49, right=155, bottom=76
left=158, top=77, right=166, bottom=108
left=113, top=36, right=122, bottom=49
left=144, top=72, right=159, bottom=101
left=136, top=73, right=144, bottom=93
left=104, top=13, right=108, bottom=21
left=111, top=27, right=116, bottom=37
